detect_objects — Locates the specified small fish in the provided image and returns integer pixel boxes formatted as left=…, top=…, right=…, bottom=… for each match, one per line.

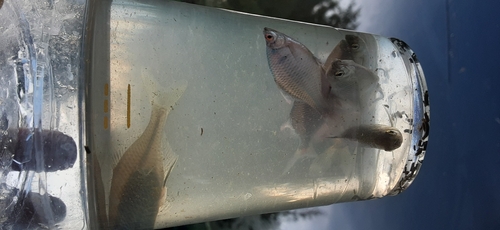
left=108, top=79, right=186, bottom=229
left=263, top=27, right=333, bottom=115
left=281, top=100, right=332, bottom=174
left=331, top=124, right=403, bottom=151
left=324, top=34, right=368, bottom=71
left=326, top=59, right=380, bottom=106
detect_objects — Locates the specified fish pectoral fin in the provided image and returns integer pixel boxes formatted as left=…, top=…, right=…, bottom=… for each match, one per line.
left=280, top=119, right=295, bottom=135
left=279, top=90, right=294, bottom=104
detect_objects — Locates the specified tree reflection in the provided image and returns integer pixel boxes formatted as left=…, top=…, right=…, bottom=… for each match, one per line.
left=166, top=209, right=323, bottom=230
left=178, top=0, right=360, bottom=29
left=210, top=209, right=324, bottom=230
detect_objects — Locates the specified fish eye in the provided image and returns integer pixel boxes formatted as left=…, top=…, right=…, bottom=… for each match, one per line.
left=265, top=34, right=274, bottom=41
left=386, top=130, right=397, bottom=135
left=334, top=70, right=344, bottom=77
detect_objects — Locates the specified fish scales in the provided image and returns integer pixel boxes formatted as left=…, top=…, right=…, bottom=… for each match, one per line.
left=115, top=170, right=162, bottom=229
left=264, top=27, right=333, bottom=115
left=108, top=81, right=186, bottom=229
left=108, top=105, right=168, bottom=229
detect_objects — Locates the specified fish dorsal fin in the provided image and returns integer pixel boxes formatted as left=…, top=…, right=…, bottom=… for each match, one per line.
left=163, top=157, right=177, bottom=188
left=162, top=141, right=178, bottom=187
left=110, top=147, right=125, bottom=168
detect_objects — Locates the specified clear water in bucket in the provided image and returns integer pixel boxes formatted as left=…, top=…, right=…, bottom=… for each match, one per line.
left=87, top=0, right=429, bottom=228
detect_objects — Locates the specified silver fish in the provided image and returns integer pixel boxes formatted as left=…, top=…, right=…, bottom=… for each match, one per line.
left=326, top=59, right=380, bottom=106
left=324, top=34, right=368, bottom=72
left=331, top=124, right=403, bottom=151
left=263, top=27, right=333, bottom=115
left=108, top=81, right=186, bottom=229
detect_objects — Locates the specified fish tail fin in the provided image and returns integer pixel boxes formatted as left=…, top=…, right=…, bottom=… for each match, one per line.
left=141, top=75, right=188, bottom=114
left=281, top=146, right=317, bottom=176
left=140, top=73, right=183, bottom=176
